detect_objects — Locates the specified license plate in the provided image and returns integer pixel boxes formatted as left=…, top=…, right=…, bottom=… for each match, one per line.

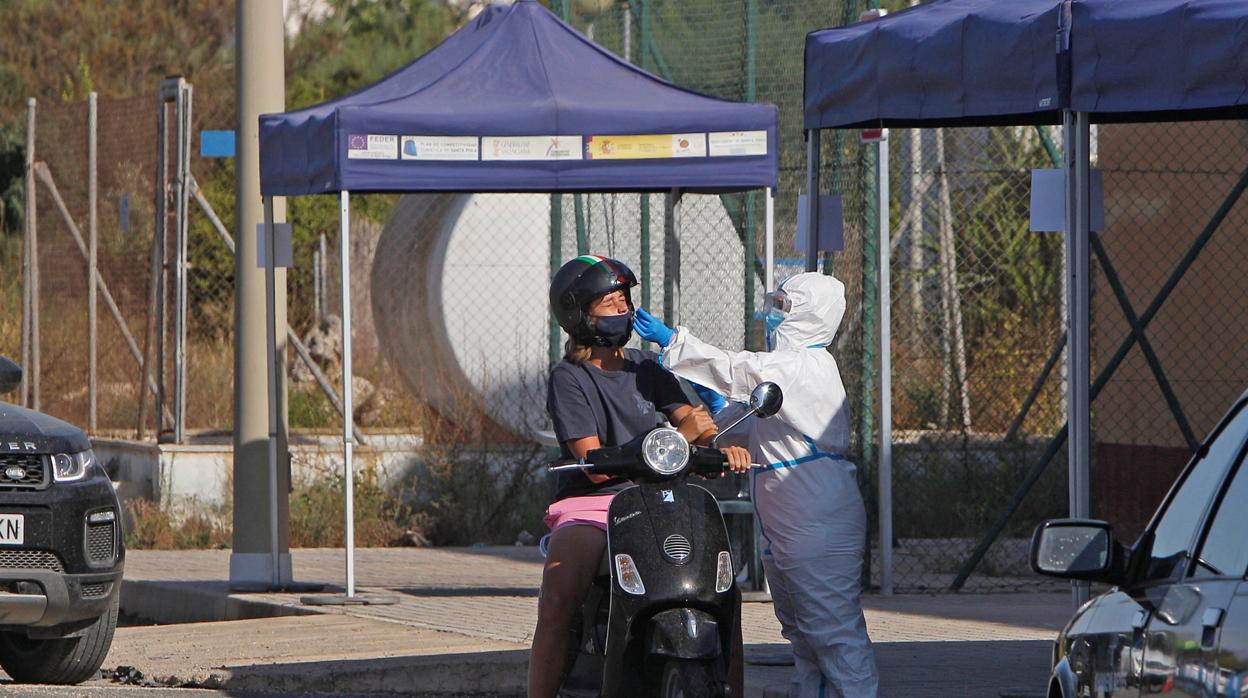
left=0, top=514, right=23, bottom=545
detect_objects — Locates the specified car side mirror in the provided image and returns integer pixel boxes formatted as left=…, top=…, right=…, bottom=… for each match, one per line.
left=1030, top=519, right=1120, bottom=582
left=0, top=357, right=21, bottom=396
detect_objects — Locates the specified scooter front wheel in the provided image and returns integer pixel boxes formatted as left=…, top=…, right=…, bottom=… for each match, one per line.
left=659, top=657, right=722, bottom=698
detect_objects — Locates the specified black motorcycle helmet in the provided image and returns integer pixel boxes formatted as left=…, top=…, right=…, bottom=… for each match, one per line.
left=549, top=255, right=639, bottom=346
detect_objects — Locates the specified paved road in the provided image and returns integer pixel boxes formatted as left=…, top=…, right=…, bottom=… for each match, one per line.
left=3, top=548, right=1068, bottom=697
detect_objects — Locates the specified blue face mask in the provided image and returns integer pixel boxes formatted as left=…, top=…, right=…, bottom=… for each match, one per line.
left=764, top=308, right=786, bottom=351
left=594, top=311, right=635, bottom=347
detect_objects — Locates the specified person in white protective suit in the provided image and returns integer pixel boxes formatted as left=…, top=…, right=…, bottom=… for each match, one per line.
left=634, top=271, right=879, bottom=698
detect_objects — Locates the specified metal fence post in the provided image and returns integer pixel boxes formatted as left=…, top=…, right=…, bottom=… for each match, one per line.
left=549, top=194, right=563, bottom=367
left=21, top=98, right=36, bottom=409
left=743, top=0, right=758, bottom=347
left=88, top=93, right=98, bottom=432
left=174, top=80, right=192, bottom=442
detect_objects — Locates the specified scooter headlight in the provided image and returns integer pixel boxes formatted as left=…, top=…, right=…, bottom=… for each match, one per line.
left=614, top=554, right=646, bottom=595
left=715, top=551, right=733, bottom=593
left=641, top=427, right=689, bottom=476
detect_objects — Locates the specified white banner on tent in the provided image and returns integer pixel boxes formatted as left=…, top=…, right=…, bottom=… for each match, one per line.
left=482, top=135, right=583, bottom=161
left=401, top=135, right=479, bottom=161
left=709, top=130, right=768, bottom=156
left=346, top=134, right=398, bottom=159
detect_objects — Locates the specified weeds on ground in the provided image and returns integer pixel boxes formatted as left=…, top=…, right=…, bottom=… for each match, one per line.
left=288, top=467, right=429, bottom=547
left=123, top=499, right=231, bottom=550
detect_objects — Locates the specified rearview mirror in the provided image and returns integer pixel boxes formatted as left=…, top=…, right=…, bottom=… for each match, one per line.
left=711, top=382, right=785, bottom=449
left=749, top=382, right=783, bottom=418
left=0, top=357, right=21, bottom=396
left=1030, top=519, right=1115, bottom=581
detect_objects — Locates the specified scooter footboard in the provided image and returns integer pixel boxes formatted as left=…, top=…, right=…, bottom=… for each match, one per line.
left=645, top=608, right=721, bottom=659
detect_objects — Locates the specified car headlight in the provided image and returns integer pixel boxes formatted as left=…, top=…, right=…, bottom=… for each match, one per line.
left=641, top=427, right=689, bottom=476
left=53, top=449, right=95, bottom=482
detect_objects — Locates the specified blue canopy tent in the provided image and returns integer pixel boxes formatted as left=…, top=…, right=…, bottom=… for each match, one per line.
left=257, top=0, right=779, bottom=599
left=804, top=0, right=1248, bottom=597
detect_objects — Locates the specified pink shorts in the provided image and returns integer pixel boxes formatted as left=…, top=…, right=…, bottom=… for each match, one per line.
left=544, top=494, right=615, bottom=533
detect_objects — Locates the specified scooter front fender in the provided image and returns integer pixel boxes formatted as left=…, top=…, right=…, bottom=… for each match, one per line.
left=645, top=608, right=720, bottom=659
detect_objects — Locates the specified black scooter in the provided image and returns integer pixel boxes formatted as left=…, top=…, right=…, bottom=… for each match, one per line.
left=548, top=382, right=783, bottom=698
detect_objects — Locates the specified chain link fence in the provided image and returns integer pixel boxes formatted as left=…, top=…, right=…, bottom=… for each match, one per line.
left=6, top=1, right=1247, bottom=589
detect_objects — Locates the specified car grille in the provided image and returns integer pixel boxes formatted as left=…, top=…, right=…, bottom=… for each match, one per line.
left=86, top=521, right=117, bottom=565
left=81, top=582, right=111, bottom=598
left=0, top=549, right=64, bottom=572
left=0, top=454, right=48, bottom=490
left=663, top=534, right=692, bottom=563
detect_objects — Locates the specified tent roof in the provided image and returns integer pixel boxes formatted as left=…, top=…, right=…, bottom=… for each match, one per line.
left=805, top=0, right=1248, bottom=131
left=1069, top=0, right=1248, bottom=122
left=804, top=0, right=1069, bottom=130
left=259, top=0, right=778, bottom=196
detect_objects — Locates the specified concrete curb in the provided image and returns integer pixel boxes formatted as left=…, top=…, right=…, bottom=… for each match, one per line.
left=120, top=579, right=313, bottom=624
left=217, top=650, right=528, bottom=696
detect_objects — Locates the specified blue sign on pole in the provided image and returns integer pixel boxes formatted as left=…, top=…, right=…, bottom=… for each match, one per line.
left=200, top=130, right=236, bottom=158
left=119, top=193, right=130, bottom=233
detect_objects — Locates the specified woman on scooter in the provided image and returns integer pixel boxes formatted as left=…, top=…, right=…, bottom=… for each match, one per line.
left=530, top=254, right=750, bottom=698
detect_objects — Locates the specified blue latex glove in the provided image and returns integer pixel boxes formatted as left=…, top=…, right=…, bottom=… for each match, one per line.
left=634, top=307, right=675, bottom=347
left=691, top=381, right=728, bottom=415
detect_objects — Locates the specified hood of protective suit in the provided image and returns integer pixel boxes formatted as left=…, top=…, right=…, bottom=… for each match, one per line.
left=771, top=272, right=846, bottom=352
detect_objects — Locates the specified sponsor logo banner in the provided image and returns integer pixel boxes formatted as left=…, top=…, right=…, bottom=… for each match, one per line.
left=709, top=130, right=768, bottom=157
left=482, top=136, right=583, bottom=161
left=585, top=133, right=706, bottom=160
left=401, top=135, right=479, bottom=161
left=346, top=134, right=398, bottom=160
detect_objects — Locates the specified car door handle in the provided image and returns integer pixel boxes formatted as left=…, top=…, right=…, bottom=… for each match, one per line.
left=1201, top=607, right=1225, bottom=649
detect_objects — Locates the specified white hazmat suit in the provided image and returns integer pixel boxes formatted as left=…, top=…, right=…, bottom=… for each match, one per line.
left=661, top=272, right=878, bottom=698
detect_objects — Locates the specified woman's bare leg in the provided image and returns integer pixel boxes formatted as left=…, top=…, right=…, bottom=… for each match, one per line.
left=528, top=524, right=607, bottom=698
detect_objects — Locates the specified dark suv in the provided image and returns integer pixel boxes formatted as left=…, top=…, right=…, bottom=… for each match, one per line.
left=0, top=356, right=124, bottom=684
left=1031, top=389, right=1248, bottom=697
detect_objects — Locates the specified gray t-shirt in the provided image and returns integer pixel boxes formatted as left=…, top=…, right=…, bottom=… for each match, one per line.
left=546, top=348, right=690, bottom=501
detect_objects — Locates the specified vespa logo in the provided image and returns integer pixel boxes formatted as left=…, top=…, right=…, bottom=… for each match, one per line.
left=4, top=466, right=25, bottom=480
left=613, top=511, right=642, bottom=526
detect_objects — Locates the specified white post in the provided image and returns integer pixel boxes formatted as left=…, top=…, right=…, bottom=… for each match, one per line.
left=1064, top=111, right=1092, bottom=608
left=263, top=196, right=281, bottom=588
left=764, top=187, right=775, bottom=291
left=174, top=80, right=192, bottom=443
left=877, top=135, right=893, bottom=595
left=340, top=190, right=356, bottom=598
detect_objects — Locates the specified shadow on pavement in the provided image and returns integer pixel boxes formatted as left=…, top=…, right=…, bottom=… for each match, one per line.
left=746, top=639, right=1051, bottom=698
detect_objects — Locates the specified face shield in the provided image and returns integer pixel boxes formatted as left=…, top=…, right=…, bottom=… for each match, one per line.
left=764, top=289, right=790, bottom=350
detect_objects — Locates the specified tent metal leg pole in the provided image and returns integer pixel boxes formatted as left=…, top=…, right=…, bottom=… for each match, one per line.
left=744, top=191, right=756, bottom=347
left=877, top=135, right=893, bottom=595
left=263, top=196, right=281, bottom=588
left=764, top=187, right=774, bottom=291
left=805, top=129, right=821, bottom=272
left=1064, top=110, right=1091, bottom=608
left=340, top=190, right=356, bottom=598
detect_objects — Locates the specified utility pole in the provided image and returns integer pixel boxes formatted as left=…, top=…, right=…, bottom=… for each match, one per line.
left=230, top=0, right=292, bottom=590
